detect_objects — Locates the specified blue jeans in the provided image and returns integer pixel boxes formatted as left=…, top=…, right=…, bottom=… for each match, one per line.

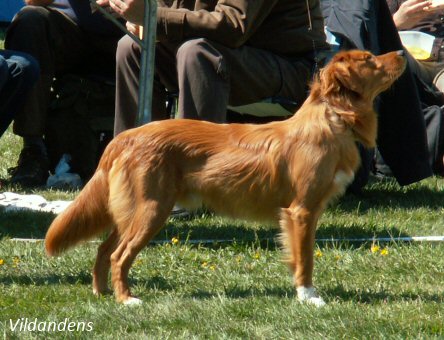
left=0, top=50, right=39, bottom=137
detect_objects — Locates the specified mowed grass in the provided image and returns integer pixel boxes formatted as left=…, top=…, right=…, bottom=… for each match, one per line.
left=0, top=62, right=444, bottom=337
left=1, top=128, right=444, bottom=339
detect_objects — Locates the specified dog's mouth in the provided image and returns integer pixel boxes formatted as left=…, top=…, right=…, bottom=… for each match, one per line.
left=367, top=52, right=407, bottom=96
left=379, top=51, right=407, bottom=84
left=386, top=60, right=407, bottom=81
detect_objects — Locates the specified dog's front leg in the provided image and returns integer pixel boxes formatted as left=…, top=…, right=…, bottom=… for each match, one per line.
left=280, top=205, right=325, bottom=307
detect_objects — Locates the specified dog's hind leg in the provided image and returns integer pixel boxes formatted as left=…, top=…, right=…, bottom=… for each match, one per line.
left=280, top=204, right=325, bottom=307
left=110, top=200, right=174, bottom=305
left=92, top=228, right=119, bottom=296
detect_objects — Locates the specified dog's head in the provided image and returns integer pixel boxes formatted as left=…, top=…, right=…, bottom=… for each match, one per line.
left=310, top=50, right=406, bottom=147
left=318, top=49, right=406, bottom=104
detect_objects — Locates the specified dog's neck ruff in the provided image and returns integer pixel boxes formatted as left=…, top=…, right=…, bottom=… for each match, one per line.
left=318, top=96, right=352, bottom=131
left=319, top=95, right=342, bottom=113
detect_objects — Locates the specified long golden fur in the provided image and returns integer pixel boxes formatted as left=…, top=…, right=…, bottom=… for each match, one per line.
left=45, top=50, right=406, bottom=306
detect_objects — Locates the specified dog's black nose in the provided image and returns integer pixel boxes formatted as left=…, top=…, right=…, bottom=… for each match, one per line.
left=396, top=50, right=404, bottom=56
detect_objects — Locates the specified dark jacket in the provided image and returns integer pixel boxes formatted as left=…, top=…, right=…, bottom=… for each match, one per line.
left=156, top=0, right=329, bottom=57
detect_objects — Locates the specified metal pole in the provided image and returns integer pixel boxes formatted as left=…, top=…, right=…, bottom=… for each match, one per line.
left=137, top=0, right=157, bottom=125
left=89, top=0, right=157, bottom=125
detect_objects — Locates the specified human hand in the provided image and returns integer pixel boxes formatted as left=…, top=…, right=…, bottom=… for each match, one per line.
left=92, top=0, right=121, bottom=18
left=393, top=0, right=434, bottom=30
left=105, top=0, right=145, bottom=25
left=427, top=0, right=444, bottom=10
left=126, top=22, right=140, bottom=36
left=96, top=0, right=110, bottom=7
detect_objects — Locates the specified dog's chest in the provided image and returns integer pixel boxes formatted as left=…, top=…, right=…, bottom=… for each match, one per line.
left=333, top=170, right=355, bottom=190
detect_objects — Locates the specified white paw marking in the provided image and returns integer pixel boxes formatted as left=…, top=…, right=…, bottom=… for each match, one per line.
left=297, top=286, right=326, bottom=307
left=123, top=297, right=143, bottom=306
left=305, top=296, right=326, bottom=307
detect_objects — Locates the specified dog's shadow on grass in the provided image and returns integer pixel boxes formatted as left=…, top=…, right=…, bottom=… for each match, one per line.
left=185, top=285, right=443, bottom=304
left=324, top=284, right=444, bottom=304
left=0, top=271, right=174, bottom=293
left=0, top=271, right=92, bottom=286
left=339, top=183, right=444, bottom=212
left=2, top=270, right=441, bottom=305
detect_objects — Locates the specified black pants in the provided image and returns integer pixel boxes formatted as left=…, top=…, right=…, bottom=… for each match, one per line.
left=5, top=6, right=120, bottom=137
left=0, top=50, right=39, bottom=137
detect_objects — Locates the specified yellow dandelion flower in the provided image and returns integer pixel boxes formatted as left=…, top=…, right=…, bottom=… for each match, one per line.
left=171, top=237, right=179, bottom=245
left=380, top=248, right=389, bottom=256
left=253, top=252, right=260, bottom=259
left=371, top=245, right=380, bottom=253
left=201, top=262, right=208, bottom=268
left=209, top=265, right=216, bottom=271
left=0, top=259, right=4, bottom=266
left=315, top=250, right=323, bottom=258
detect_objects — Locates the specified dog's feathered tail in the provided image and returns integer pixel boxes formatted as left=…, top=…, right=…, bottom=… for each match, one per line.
left=45, top=169, right=112, bottom=256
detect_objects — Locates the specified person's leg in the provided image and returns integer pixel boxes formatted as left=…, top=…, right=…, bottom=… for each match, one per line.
left=0, top=56, right=10, bottom=136
left=114, top=36, right=142, bottom=135
left=114, top=36, right=174, bottom=135
left=5, top=6, right=91, bottom=186
left=0, top=56, right=8, bottom=93
left=175, top=38, right=312, bottom=122
left=116, top=37, right=312, bottom=132
left=0, top=51, right=39, bottom=138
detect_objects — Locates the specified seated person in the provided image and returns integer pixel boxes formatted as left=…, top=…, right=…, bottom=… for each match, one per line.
left=95, top=0, right=330, bottom=135
left=386, top=0, right=444, bottom=175
left=0, top=50, right=39, bottom=138
left=5, top=0, right=124, bottom=187
left=388, top=0, right=444, bottom=87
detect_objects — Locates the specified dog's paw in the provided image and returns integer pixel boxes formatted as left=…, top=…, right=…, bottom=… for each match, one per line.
left=297, top=286, right=326, bottom=307
left=122, top=297, right=143, bottom=306
left=303, top=296, right=326, bottom=307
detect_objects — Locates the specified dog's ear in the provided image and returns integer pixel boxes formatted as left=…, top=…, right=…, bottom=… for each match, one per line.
left=319, top=55, right=363, bottom=97
left=329, top=56, right=365, bottom=95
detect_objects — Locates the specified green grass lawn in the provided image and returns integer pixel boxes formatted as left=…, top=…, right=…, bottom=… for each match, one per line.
left=0, top=31, right=4, bottom=49
left=1, top=127, right=444, bottom=339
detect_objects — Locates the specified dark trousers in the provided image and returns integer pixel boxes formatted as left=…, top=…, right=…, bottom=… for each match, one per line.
left=114, top=35, right=315, bottom=135
left=322, top=0, right=432, bottom=185
left=5, top=6, right=120, bottom=137
left=0, top=51, right=39, bottom=137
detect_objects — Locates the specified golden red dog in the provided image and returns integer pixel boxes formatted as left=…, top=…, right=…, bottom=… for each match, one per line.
left=45, top=50, right=406, bottom=306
